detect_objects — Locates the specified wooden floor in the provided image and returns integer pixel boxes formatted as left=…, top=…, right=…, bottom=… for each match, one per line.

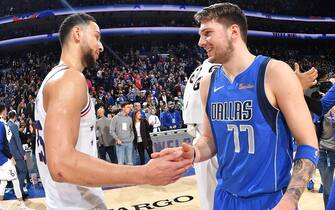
left=1, top=175, right=324, bottom=210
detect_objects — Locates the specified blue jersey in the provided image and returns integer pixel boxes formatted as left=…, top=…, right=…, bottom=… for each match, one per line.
left=207, top=55, right=293, bottom=197
left=0, top=121, right=8, bottom=165
left=321, top=83, right=335, bottom=115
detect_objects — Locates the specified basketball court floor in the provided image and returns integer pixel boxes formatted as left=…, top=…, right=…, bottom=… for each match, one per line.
left=1, top=173, right=324, bottom=210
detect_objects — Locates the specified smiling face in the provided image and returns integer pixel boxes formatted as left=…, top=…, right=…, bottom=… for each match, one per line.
left=198, top=19, right=234, bottom=64
left=194, top=3, right=248, bottom=64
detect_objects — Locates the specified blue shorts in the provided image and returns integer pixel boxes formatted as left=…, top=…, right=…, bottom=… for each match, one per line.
left=214, top=188, right=284, bottom=210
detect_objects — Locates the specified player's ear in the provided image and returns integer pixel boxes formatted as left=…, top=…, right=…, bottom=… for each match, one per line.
left=230, top=24, right=239, bottom=40
left=72, top=26, right=81, bottom=43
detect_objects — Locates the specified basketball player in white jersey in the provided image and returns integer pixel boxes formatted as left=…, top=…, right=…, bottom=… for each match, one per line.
left=183, top=59, right=220, bottom=210
left=35, top=13, right=192, bottom=210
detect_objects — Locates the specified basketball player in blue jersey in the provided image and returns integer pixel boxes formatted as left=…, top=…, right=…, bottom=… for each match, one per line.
left=153, top=3, right=319, bottom=210
left=35, top=13, right=191, bottom=209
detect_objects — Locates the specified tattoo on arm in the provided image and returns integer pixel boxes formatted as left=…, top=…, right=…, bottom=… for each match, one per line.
left=285, top=159, right=315, bottom=207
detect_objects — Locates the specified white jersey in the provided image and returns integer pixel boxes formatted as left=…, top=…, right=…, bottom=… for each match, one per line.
left=35, top=64, right=106, bottom=210
left=183, top=60, right=220, bottom=210
left=183, top=59, right=221, bottom=124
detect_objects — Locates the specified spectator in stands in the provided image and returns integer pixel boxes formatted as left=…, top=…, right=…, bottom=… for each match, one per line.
left=160, top=101, right=182, bottom=130
left=24, top=119, right=38, bottom=177
left=148, top=108, right=161, bottom=133
left=116, top=91, right=127, bottom=105
left=159, top=90, right=169, bottom=105
left=159, top=103, right=169, bottom=131
left=7, top=110, right=28, bottom=198
left=110, top=102, right=134, bottom=165
left=142, top=102, right=151, bottom=119
left=26, top=95, right=35, bottom=121
left=132, top=110, right=153, bottom=165
left=16, top=99, right=27, bottom=118
left=133, top=102, right=146, bottom=119
left=96, top=107, right=117, bottom=163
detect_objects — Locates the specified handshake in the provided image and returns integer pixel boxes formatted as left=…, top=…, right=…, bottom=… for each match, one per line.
left=142, top=143, right=195, bottom=186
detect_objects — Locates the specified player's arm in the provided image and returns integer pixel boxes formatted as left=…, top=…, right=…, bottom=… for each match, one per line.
left=266, top=60, right=318, bottom=209
left=44, top=69, right=191, bottom=187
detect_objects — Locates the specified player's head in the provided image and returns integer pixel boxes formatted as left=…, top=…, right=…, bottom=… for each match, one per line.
left=59, top=13, right=104, bottom=68
left=0, top=103, right=7, bottom=119
left=120, top=102, right=131, bottom=114
left=195, top=3, right=247, bottom=63
left=8, top=110, right=17, bottom=121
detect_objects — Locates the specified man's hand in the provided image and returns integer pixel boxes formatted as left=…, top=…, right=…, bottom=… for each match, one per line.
left=181, top=143, right=194, bottom=161
left=294, top=62, right=317, bottom=90
left=144, top=149, right=192, bottom=185
left=116, top=139, right=123, bottom=145
left=151, top=143, right=194, bottom=162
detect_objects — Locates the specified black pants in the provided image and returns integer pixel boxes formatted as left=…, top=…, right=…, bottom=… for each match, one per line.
left=137, top=142, right=153, bottom=165
left=98, top=145, right=118, bottom=164
left=15, top=159, right=28, bottom=195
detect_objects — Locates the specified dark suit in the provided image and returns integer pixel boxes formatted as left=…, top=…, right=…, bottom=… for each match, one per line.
left=133, top=119, right=153, bottom=165
left=8, top=120, right=27, bottom=194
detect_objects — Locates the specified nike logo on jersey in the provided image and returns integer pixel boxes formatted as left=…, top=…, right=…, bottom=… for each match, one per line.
left=214, top=85, right=225, bottom=92
left=239, top=84, right=254, bottom=90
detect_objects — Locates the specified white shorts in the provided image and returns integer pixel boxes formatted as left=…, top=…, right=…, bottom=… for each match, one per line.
left=0, top=160, right=18, bottom=181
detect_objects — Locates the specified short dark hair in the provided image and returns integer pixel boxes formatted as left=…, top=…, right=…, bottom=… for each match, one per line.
left=58, top=13, right=96, bottom=46
left=194, top=3, right=248, bottom=43
left=0, top=103, right=6, bottom=114
left=8, top=110, right=16, bottom=119
left=120, top=102, right=130, bottom=109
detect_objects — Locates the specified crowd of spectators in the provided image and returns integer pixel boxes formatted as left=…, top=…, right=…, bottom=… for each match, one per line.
left=0, top=39, right=334, bottom=166
left=1, top=39, right=334, bottom=127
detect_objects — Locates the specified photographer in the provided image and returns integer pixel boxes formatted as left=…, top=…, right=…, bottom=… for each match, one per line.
left=296, top=63, right=335, bottom=210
